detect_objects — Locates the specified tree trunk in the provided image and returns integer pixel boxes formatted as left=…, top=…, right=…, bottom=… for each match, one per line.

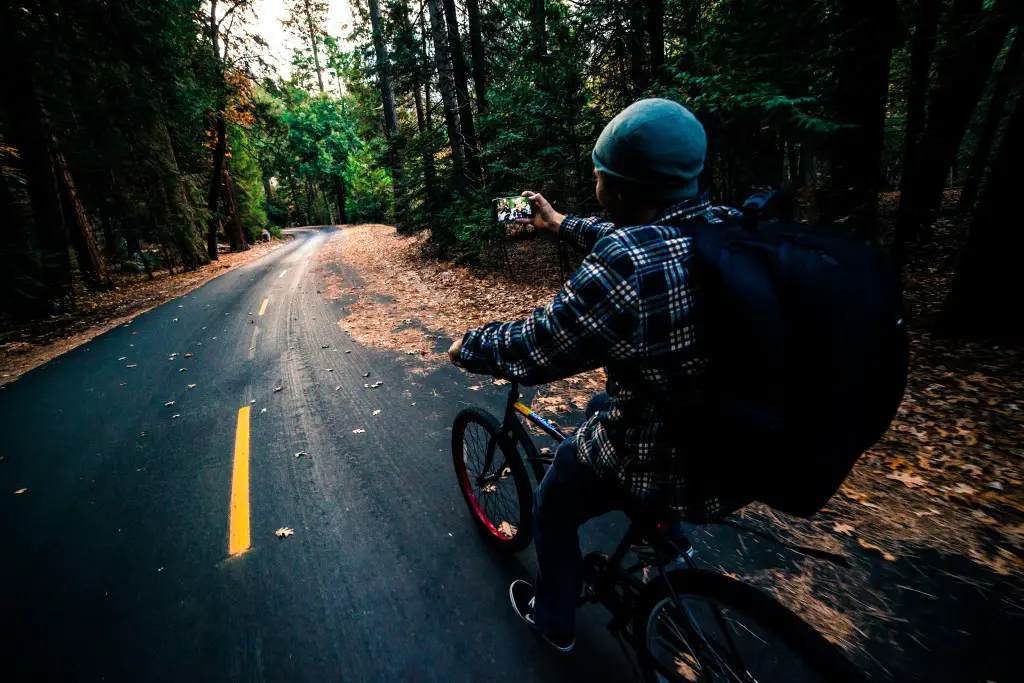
left=531, top=0, right=546, bottom=59
left=897, top=0, right=942, bottom=223
left=898, top=0, right=1015, bottom=242
left=427, top=0, right=469, bottom=197
left=958, top=31, right=1022, bottom=213
left=441, top=0, right=484, bottom=185
left=160, top=121, right=205, bottom=269
left=302, top=0, right=325, bottom=93
left=628, top=2, right=649, bottom=96
left=415, top=86, right=440, bottom=212
left=223, top=169, right=249, bottom=251
left=821, top=0, right=903, bottom=239
left=645, top=0, right=665, bottom=83
left=0, top=17, right=73, bottom=309
left=939, top=96, right=1024, bottom=338
left=206, top=1, right=225, bottom=261
left=367, top=0, right=407, bottom=219
left=466, top=0, right=488, bottom=116
left=333, top=175, right=348, bottom=224
left=287, top=167, right=304, bottom=225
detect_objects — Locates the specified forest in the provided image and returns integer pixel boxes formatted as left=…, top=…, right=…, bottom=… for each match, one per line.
left=1, top=0, right=1021, bottom=338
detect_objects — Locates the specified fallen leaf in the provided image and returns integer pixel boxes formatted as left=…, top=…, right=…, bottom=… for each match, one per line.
left=294, top=451, right=308, bottom=458
left=467, top=385, right=482, bottom=391
left=345, top=350, right=351, bottom=354
left=187, top=384, right=196, bottom=389
left=250, top=399, right=256, bottom=404
left=140, top=432, right=146, bottom=437
left=184, top=353, right=193, bottom=358
left=14, top=488, right=27, bottom=495
left=493, top=378, right=509, bottom=385
left=273, top=386, right=283, bottom=392
left=165, top=401, right=176, bottom=407
left=119, top=383, right=126, bottom=387
left=370, top=381, right=383, bottom=388
left=327, top=368, right=334, bottom=372
left=363, top=372, right=370, bottom=378
left=179, top=368, right=187, bottom=372
left=335, top=386, right=341, bottom=391
left=857, top=538, right=897, bottom=562
left=275, top=527, right=295, bottom=538
left=171, top=414, right=181, bottom=419
left=352, top=428, right=366, bottom=434
left=118, top=356, right=127, bottom=361
left=260, top=408, right=266, bottom=414
left=887, top=471, right=928, bottom=488
left=322, top=344, right=330, bottom=349
left=0, top=455, right=6, bottom=462
left=833, top=522, right=855, bottom=536
left=126, top=364, right=137, bottom=369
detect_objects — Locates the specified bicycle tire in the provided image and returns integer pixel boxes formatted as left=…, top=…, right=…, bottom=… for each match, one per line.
left=452, top=407, right=535, bottom=554
left=633, top=570, right=862, bottom=683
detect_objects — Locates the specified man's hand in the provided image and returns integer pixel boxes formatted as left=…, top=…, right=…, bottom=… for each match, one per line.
left=448, top=338, right=463, bottom=366
left=519, top=191, right=565, bottom=234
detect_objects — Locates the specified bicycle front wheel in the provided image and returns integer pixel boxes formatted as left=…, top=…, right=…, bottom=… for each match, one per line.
left=634, top=570, right=862, bottom=683
left=452, top=408, right=534, bottom=553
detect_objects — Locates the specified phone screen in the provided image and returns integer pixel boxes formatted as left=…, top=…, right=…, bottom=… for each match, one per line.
left=494, top=196, right=533, bottom=224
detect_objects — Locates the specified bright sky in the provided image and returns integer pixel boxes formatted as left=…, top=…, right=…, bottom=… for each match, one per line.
left=250, top=0, right=354, bottom=79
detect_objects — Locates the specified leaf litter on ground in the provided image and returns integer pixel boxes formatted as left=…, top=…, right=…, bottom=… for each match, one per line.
left=275, top=527, right=295, bottom=538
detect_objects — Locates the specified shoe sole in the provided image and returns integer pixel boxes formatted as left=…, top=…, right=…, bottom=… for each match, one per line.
left=508, top=581, right=574, bottom=653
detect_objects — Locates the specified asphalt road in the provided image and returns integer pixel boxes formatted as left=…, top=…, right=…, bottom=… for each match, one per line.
left=0, top=228, right=1016, bottom=682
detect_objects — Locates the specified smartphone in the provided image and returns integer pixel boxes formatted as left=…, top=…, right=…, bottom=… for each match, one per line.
left=494, top=195, right=533, bottom=224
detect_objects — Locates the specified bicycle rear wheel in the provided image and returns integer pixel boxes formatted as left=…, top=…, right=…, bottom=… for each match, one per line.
left=452, top=408, right=534, bottom=553
left=634, top=570, right=862, bottom=683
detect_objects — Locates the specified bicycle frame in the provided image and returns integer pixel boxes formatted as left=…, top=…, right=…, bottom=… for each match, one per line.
left=490, top=381, right=753, bottom=680
left=501, top=381, right=566, bottom=445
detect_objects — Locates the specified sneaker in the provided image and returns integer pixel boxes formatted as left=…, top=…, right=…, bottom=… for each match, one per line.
left=508, top=580, right=575, bottom=652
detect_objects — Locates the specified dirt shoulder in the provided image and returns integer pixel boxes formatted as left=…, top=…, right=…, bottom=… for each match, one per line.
left=0, top=240, right=285, bottom=385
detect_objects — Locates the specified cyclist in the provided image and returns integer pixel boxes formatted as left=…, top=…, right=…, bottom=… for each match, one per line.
left=449, top=98, right=744, bottom=652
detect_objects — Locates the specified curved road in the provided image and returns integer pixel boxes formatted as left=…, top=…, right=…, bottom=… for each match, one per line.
left=0, top=229, right=635, bottom=682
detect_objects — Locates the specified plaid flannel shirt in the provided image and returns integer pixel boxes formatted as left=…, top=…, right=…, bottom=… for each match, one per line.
left=459, top=195, right=743, bottom=521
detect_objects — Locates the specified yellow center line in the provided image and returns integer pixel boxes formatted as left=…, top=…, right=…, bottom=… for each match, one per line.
left=228, top=406, right=252, bottom=556
left=248, top=325, right=260, bottom=360
left=258, top=298, right=269, bottom=316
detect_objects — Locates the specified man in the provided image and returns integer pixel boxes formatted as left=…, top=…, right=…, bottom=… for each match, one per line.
left=449, top=99, right=743, bottom=652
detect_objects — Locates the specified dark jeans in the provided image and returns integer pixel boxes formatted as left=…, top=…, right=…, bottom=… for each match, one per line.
left=532, top=393, right=624, bottom=635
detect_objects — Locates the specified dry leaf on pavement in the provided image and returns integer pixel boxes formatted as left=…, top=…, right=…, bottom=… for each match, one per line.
left=184, top=353, right=193, bottom=358
left=187, top=384, right=196, bottom=389
left=126, top=364, right=137, bottom=368
left=352, top=428, right=366, bottom=434
left=857, top=538, right=897, bottom=562
left=275, top=527, right=295, bottom=538
left=372, top=409, right=381, bottom=415
left=172, top=414, right=181, bottom=419
left=273, top=386, right=283, bottom=392
left=467, top=385, right=482, bottom=391
left=833, top=522, right=855, bottom=536
left=164, top=401, right=175, bottom=407
left=887, top=471, right=928, bottom=488
left=294, top=451, right=308, bottom=458
left=14, top=488, right=27, bottom=494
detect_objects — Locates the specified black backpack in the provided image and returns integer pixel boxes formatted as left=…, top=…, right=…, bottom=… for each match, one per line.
left=678, top=192, right=908, bottom=517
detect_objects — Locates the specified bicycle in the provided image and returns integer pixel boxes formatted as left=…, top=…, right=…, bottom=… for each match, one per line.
left=452, top=381, right=862, bottom=683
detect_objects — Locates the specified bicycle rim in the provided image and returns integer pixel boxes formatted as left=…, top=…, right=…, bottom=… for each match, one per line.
left=645, top=595, right=834, bottom=683
left=457, top=419, right=523, bottom=542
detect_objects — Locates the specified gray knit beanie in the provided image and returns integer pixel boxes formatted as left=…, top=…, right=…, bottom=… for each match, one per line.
left=592, top=98, right=706, bottom=203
